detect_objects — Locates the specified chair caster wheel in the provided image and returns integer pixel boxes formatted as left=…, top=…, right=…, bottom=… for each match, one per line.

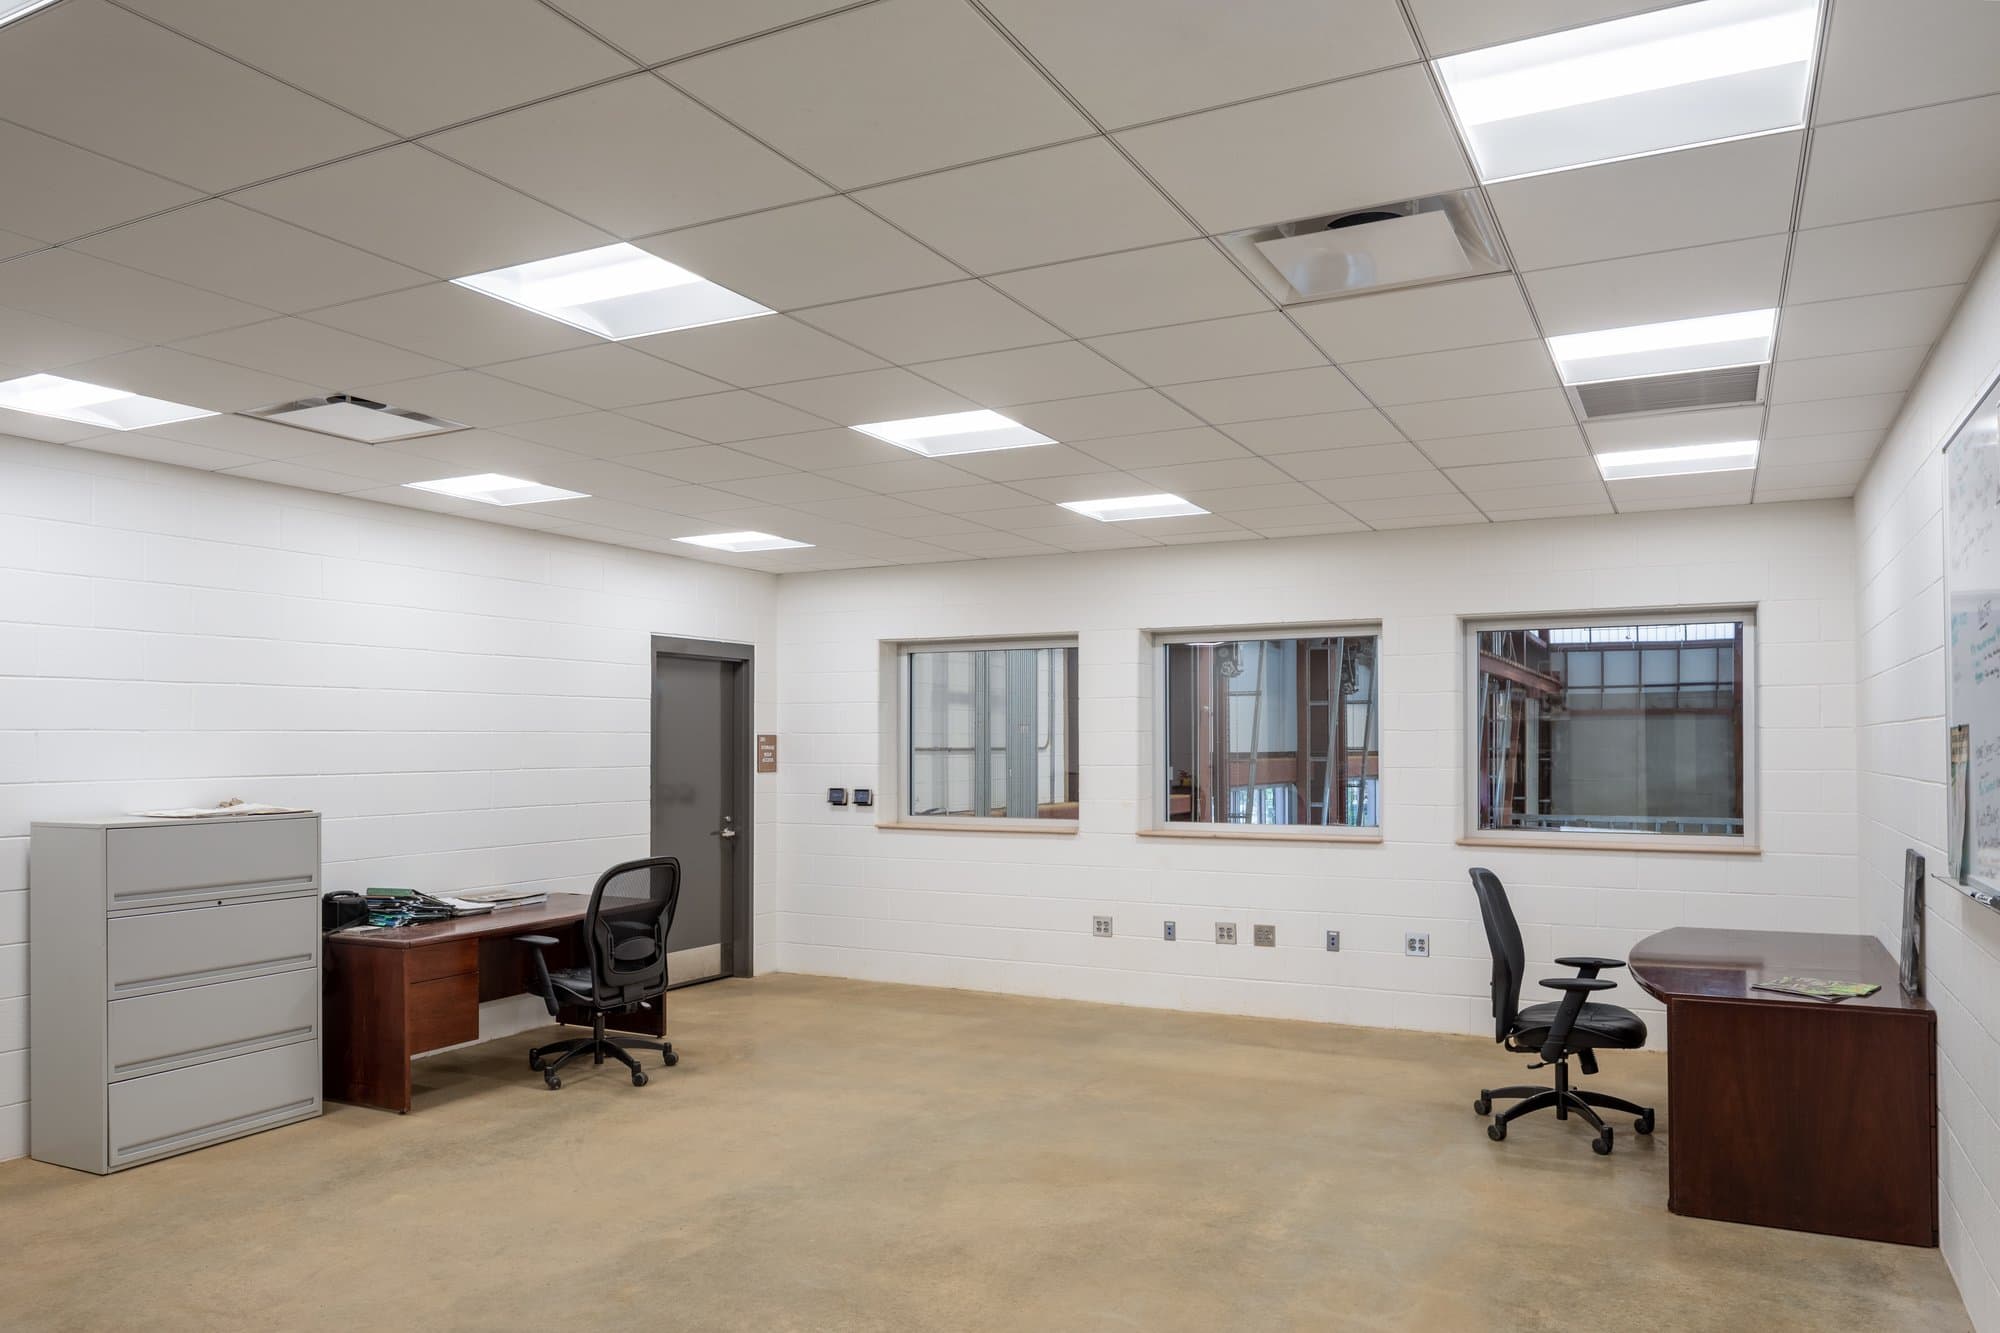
left=1472, top=1097, right=1492, bottom=1117
left=1487, top=1122, right=1506, bottom=1142
left=631, top=1071, right=649, bottom=1087
left=543, top=1073, right=561, bottom=1090
left=1634, top=1113, right=1655, bottom=1135
left=1593, top=1130, right=1614, bottom=1155
left=663, top=1050, right=679, bottom=1067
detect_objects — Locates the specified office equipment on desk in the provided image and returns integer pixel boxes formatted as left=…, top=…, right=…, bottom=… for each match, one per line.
left=1467, top=869, right=1654, bottom=1154
left=322, top=891, right=669, bottom=1113
left=29, top=813, right=323, bottom=1174
left=520, top=856, right=681, bottom=1089
left=1902, top=848, right=1926, bottom=998
left=1629, top=927, right=1937, bottom=1247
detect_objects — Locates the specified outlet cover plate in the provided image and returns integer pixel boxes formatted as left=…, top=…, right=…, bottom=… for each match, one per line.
left=1253, top=924, right=1275, bottom=947
left=1216, top=922, right=1238, bottom=945
left=1163, top=920, right=1177, bottom=941
left=1326, top=930, right=1341, bottom=952
left=1404, top=931, right=1430, bottom=958
left=1093, top=915, right=1113, bottom=938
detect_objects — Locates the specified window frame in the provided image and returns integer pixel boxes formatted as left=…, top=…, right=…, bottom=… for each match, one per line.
left=1459, top=608, right=1760, bottom=854
left=887, top=635, right=1081, bottom=834
left=1146, top=623, right=1385, bottom=844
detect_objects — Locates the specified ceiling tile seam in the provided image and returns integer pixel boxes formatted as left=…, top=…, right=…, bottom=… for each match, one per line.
left=1405, top=0, right=1700, bottom=60
left=540, top=0, right=886, bottom=70
left=1810, top=85, right=2000, bottom=133
left=1751, top=0, right=1839, bottom=504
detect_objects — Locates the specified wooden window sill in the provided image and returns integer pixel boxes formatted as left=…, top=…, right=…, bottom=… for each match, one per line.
left=876, top=820, right=1079, bottom=836
left=1456, top=834, right=1760, bottom=855
left=1138, top=827, right=1383, bottom=845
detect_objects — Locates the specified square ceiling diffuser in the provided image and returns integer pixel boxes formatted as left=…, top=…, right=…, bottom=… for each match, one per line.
left=245, top=395, right=467, bottom=443
left=1220, top=191, right=1506, bottom=305
left=1437, top=0, right=1819, bottom=182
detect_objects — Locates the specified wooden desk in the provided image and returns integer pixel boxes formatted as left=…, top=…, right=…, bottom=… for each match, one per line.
left=1630, top=928, right=1936, bottom=1247
left=322, top=895, right=664, bottom=1113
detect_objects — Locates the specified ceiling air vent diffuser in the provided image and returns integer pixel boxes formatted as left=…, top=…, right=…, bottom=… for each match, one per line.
left=1221, top=190, right=1507, bottom=304
left=243, top=394, right=468, bottom=443
left=1572, top=364, right=1765, bottom=420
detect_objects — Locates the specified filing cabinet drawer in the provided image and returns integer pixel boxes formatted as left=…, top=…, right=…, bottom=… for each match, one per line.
left=107, top=1040, right=319, bottom=1169
left=107, top=896, right=318, bottom=1000
left=108, top=969, right=318, bottom=1082
left=106, top=817, right=318, bottom=910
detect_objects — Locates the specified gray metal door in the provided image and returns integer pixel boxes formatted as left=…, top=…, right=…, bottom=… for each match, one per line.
left=651, top=646, right=747, bottom=985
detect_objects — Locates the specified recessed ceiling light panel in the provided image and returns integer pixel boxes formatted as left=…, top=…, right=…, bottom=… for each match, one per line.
left=1596, top=439, right=1760, bottom=480
left=852, top=410, right=1055, bottom=458
left=1060, top=494, right=1208, bottom=522
left=1220, top=191, right=1506, bottom=304
left=452, top=243, right=773, bottom=340
left=404, top=473, right=587, bottom=506
left=675, top=531, right=813, bottom=553
left=0, top=373, right=214, bottom=431
left=1549, top=309, right=1776, bottom=386
left=0, top=1, right=63, bottom=30
left=245, top=394, right=468, bottom=443
left=1436, top=0, right=1820, bottom=182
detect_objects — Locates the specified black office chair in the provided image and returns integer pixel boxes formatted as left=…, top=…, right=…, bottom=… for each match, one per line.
left=517, top=856, right=682, bottom=1089
left=1469, top=867, right=1654, bottom=1154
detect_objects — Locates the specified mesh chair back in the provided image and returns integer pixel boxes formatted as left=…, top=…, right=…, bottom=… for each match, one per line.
left=584, top=856, right=680, bottom=1008
left=1469, top=867, right=1524, bottom=1043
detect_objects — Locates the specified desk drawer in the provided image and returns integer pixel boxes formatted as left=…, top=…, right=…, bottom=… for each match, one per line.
left=109, top=969, right=318, bottom=1082
left=107, top=1040, right=320, bottom=1170
left=406, top=939, right=477, bottom=984
left=108, top=896, right=318, bottom=1000
left=106, top=818, right=317, bottom=911
left=408, top=973, right=479, bottom=1054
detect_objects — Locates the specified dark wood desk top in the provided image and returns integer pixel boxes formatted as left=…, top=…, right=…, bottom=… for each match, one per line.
left=1629, top=927, right=1930, bottom=1014
left=325, top=894, right=591, bottom=950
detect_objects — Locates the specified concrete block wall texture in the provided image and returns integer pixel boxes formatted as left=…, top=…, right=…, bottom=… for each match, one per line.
left=0, top=434, right=779, bottom=1160
left=1856, top=228, right=2000, bottom=1331
left=773, top=498, right=1858, bottom=1039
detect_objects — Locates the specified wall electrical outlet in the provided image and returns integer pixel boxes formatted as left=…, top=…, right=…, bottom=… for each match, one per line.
left=1216, top=922, right=1238, bottom=945
left=1325, top=930, right=1341, bottom=952
left=1163, top=920, right=1177, bottom=942
left=1253, top=924, right=1275, bottom=948
left=1404, top=931, right=1431, bottom=958
left=1093, top=915, right=1113, bottom=938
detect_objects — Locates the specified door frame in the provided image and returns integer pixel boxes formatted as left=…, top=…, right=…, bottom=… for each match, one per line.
left=650, top=634, right=756, bottom=980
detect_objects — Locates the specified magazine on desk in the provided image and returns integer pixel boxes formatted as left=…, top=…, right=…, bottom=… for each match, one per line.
left=1749, top=975, right=1883, bottom=1002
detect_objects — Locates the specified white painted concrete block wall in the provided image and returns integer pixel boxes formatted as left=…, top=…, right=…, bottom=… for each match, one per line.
left=775, top=501, right=1858, bottom=1041
left=0, top=434, right=779, bottom=1162
left=1856, top=232, right=2000, bottom=1331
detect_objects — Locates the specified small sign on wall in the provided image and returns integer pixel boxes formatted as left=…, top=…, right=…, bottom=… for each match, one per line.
left=756, top=734, right=778, bottom=773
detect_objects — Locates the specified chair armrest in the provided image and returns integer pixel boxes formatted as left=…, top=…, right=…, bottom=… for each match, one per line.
left=1536, top=977, right=1613, bottom=1061
left=514, top=935, right=562, bottom=1016
left=515, top=934, right=560, bottom=948
left=1555, top=955, right=1626, bottom=971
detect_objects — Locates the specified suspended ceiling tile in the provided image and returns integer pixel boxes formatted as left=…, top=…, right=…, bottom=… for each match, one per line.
left=632, top=316, right=887, bottom=387
left=989, top=241, right=1271, bottom=338
left=1800, top=95, right=2000, bottom=228
left=623, top=390, right=834, bottom=443
left=1291, top=275, right=1539, bottom=363
left=663, top=0, right=1090, bottom=188
left=1005, top=389, right=1203, bottom=442
left=1776, top=286, right=1963, bottom=361
left=1085, top=313, right=1328, bottom=386
left=980, top=0, right=1417, bottom=128
left=759, top=367, right=975, bottom=426
left=1115, top=66, right=1472, bottom=234
left=1814, top=0, right=2000, bottom=125
left=640, top=197, right=965, bottom=312
left=1342, top=340, right=1560, bottom=406
left=852, top=138, right=1196, bottom=275
left=1522, top=235, right=1789, bottom=337
left=1222, top=408, right=1407, bottom=456
left=1786, top=204, right=2000, bottom=305
left=173, top=318, right=454, bottom=389
left=795, top=281, right=1064, bottom=364
left=0, top=119, right=200, bottom=245
left=305, top=281, right=598, bottom=368
left=425, top=74, right=825, bottom=238
left=911, top=342, right=1141, bottom=407
left=1162, top=367, right=1370, bottom=425
left=0, top=247, right=272, bottom=344
left=1406, top=0, right=1684, bottom=58
left=482, top=344, right=731, bottom=409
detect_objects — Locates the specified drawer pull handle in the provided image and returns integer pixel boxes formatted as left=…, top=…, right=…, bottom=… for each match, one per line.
left=112, top=1027, right=315, bottom=1080
left=112, top=955, right=314, bottom=996
left=111, top=876, right=314, bottom=906
left=113, top=1097, right=318, bottom=1164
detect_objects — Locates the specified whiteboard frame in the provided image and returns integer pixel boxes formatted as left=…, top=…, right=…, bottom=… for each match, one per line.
left=1936, top=363, right=2000, bottom=911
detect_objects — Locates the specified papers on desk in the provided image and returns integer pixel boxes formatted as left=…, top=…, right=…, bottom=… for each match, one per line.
left=364, top=885, right=548, bottom=925
left=133, top=800, right=313, bottom=819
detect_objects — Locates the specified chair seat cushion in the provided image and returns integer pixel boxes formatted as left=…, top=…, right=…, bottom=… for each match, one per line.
left=544, top=966, right=595, bottom=1002
left=1512, top=1000, right=1647, bottom=1049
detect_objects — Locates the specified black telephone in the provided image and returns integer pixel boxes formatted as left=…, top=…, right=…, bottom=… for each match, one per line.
left=321, top=891, right=369, bottom=933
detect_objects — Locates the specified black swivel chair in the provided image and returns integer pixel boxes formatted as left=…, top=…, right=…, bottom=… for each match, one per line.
left=517, top=856, right=682, bottom=1089
left=1469, top=867, right=1654, bottom=1154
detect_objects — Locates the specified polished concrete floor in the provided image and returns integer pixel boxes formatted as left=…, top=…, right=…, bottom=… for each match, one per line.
left=0, top=974, right=1969, bottom=1331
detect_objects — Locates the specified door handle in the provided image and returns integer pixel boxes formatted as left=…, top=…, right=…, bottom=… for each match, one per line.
left=713, top=827, right=738, bottom=839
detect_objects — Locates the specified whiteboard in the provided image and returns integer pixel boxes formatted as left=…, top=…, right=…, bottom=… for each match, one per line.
left=1943, top=373, right=2000, bottom=896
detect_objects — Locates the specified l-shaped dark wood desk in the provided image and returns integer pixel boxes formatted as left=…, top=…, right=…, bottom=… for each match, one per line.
left=322, top=894, right=664, bottom=1113
left=1629, top=927, right=1936, bottom=1247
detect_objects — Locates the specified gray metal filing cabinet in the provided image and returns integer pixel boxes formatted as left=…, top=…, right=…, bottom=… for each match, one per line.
left=29, top=813, right=323, bottom=1173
